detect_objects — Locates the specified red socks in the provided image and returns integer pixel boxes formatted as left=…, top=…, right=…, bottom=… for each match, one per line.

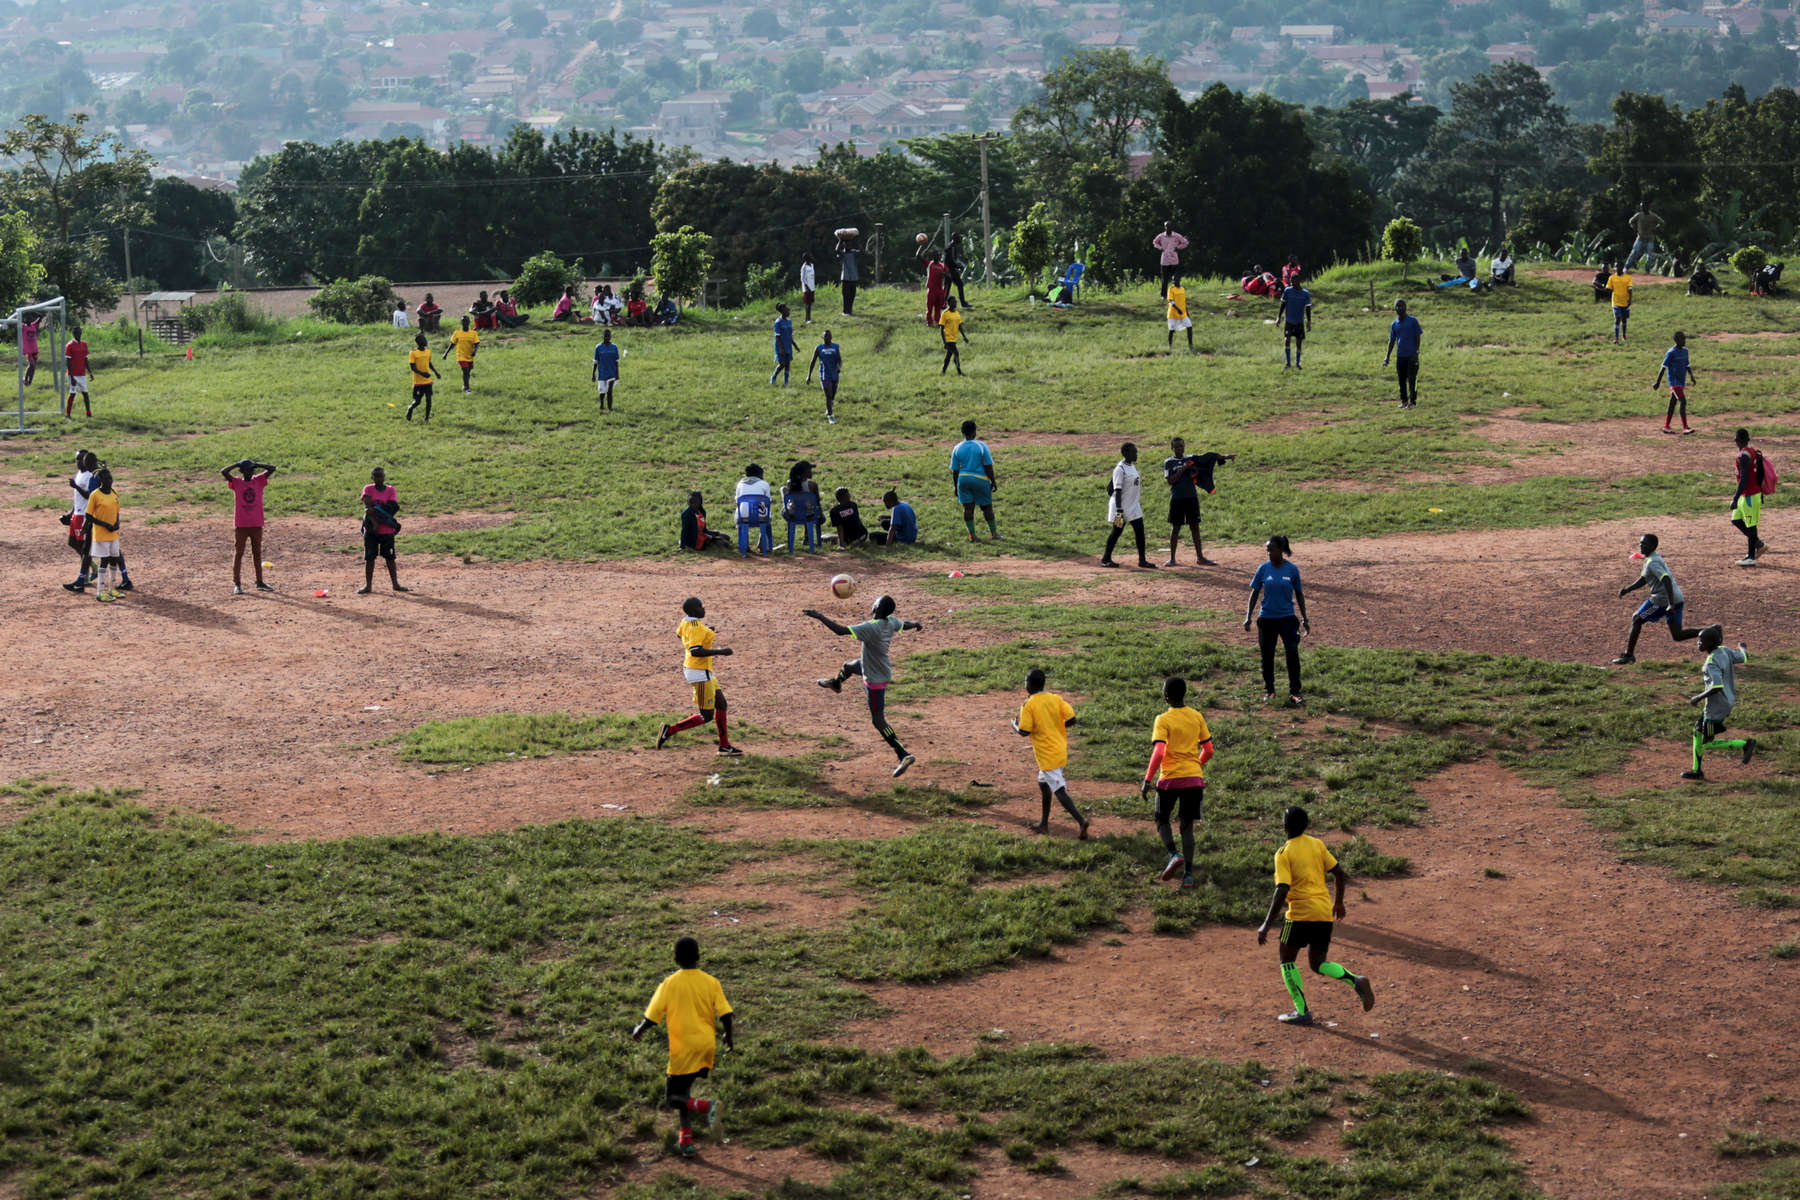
left=685, top=1098, right=712, bottom=1114
left=669, top=713, right=706, bottom=735
left=714, top=708, right=730, bottom=747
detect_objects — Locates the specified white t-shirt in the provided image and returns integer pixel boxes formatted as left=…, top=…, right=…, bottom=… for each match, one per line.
left=391, top=309, right=410, bottom=328
left=1108, top=460, right=1143, bottom=522
left=735, top=477, right=772, bottom=504
left=800, top=262, right=816, bottom=292
left=71, top=468, right=94, bottom=515
left=1492, top=254, right=1513, bottom=274
left=590, top=297, right=605, bottom=321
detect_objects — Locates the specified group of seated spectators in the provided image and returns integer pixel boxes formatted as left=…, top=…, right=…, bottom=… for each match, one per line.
left=545, top=285, right=677, bottom=328
left=679, top=463, right=919, bottom=556
left=1436, top=247, right=1514, bottom=290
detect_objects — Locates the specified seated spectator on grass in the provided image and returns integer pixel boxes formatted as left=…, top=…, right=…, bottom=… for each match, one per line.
left=827, top=487, right=868, bottom=548
left=680, top=490, right=725, bottom=551
left=590, top=287, right=605, bottom=324
left=1490, top=248, right=1515, bottom=286
left=626, top=295, right=649, bottom=326
left=1281, top=256, right=1303, bottom=289
left=871, top=489, right=917, bottom=547
left=417, top=293, right=443, bottom=332
left=391, top=300, right=410, bottom=328
left=550, top=287, right=575, bottom=322
left=1437, top=250, right=1480, bottom=289
left=1689, top=262, right=1722, bottom=296
left=735, top=464, right=772, bottom=557
left=495, top=290, right=528, bottom=328
left=655, top=296, right=679, bottom=326
left=600, top=286, right=623, bottom=324
left=470, top=291, right=497, bottom=330
left=781, top=461, right=823, bottom=553
left=1241, top=266, right=1279, bottom=297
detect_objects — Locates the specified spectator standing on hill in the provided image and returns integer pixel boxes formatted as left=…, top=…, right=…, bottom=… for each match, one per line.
left=951, top=418, right=998, bottom=541
left=1281, top=278, right=1313, bottom=369
left=1101, top=441, right=1156, bottom=569
left=1162, top=436, right=1233, bottom=566
left=221, top=458, right=277, bottom=595
left=800, top=253, right=816, bottom=324
left=593, top=327, right=620, bottom=412
left=358, top=467, right=407, bottom=594
left=1625, top=201, right=1662, bottom=271
left=836, top=234, right=861, bottom=315
left=1153, top=221, right=1189, bottom=299
left=1383, top=300, right=1422, bottom=409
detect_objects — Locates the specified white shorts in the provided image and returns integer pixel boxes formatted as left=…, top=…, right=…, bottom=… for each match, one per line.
left=597, top=378, right=616, bottom=396
left=1167, top=318, right=1192, bottom=331
left=1037, top=767, right=1066, bottom=789
left=683, top=667, right=712, bottom=684
left=69, top=374, right=89, bottom=394
left=90, top=538, right=119, bottom=558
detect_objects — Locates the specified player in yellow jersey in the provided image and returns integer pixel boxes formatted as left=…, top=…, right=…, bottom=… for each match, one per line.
left=655, top=597, right=740, bottom=755
left=1139, top=675, right=1211, bottom=886
left=1256, top=805, right=1375, bottom=1026
left=444, top=315, right=481, bottom=393
left=404, top=333, right=440, bottom=422
left=631, top=936, right=734, bottom=1157
left=1166, top=275, right=1192, bottom=350
left=1012, top=667, right=1089, bottom=838
left=938, top=297, right=968, bottom=376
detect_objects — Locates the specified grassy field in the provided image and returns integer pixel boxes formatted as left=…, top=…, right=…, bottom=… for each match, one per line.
left=9, top=261, right=1799, bottom=562
left=4, top=263, right=1800, bottom=1198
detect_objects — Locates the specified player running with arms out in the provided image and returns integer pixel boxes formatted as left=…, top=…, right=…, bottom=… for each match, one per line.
left=1655, top=331, right=1698, bottom=434
left=593, top=327, right=620, bottom=412
left=1612, top=532, right=1698, bottom=665
left=806, top=329, right=842, bottom=424
left=221, top=458, right=277, bottom=594
left=1012, top=667, right=1090, bottom=839
left=1280, top=276, right=1313, bottom=369
left=630, top=936, right=734, bottom=1158
left=1140, top=675, right=1212, bottom=888
left=656, top=597, right=741, bottom=756
left=405, top=332, right=441, bottom=422
left=445, top=315, right=480, bottom=394
left=1682, top=623, right=1757, bottom=782
left=1383, top=300, right=1422, bottom=409
left=1256, top=805, right=1376, bottom=1026
left=806, top=595, right=923, bottom=777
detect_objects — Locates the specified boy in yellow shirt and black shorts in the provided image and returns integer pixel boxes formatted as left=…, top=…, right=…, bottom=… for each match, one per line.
left=655, top=596, right=741, bottom=755
left=1139, top=675, right=1211, bottom=887
left=631, top=936, right=734, bottom=1157
left=1256, top=805, right=1375, bottom=1026
left=404, top=333, right=440, bottom=422
left=1012, top=667, right=1089, bottom=838
left=938, top=297, right=968, bottom=376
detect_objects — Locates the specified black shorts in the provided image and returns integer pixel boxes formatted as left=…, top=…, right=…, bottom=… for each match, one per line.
left=412, top=383, right=432, bottom=400
left=1284, top=321, right=1305, bottom=340
left=1155, top=783, right=1203, bottom=823
left=364, top=531, right=396, bottom=561
left=1168, top=494, right=1199, bottom=527
left=665, top=1068, right=709, bottom=1104
left=1281, top=920, right=1333, bottom=952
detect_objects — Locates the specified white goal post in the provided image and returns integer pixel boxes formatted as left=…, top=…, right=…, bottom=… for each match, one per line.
left=2, top=295, right=69, bottom=436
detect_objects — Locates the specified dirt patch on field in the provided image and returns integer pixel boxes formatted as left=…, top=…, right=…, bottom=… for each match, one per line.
left=1713, top=330, right=1792, bottom=342
left=845, top=759, right=1800, bottom=1200
left=687, top=856, right=861, bottom=929
left=1539, top=268, right=1687, bottom=287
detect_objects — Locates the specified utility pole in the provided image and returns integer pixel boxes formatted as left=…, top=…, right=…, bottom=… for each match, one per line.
left=978, top=133, right=993, bottom=286
left=121, top=224, right=143, bottom=357
left=873, top=222, right=883, bottom=285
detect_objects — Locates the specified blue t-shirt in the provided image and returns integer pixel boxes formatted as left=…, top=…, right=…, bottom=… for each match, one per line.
left=1389, top=315, right=1422, bottom=357
left=1662, top=345, right=1689, bottom=386
left=951, top=438, right=993, bottom=479
left=1252, top=560, right=1303, bottom=619
left=1281, top=287, right=1311, bottom=324
left=889, top=501, right=917, bottom=543
left=593, top=341, right=620, bottom=380
left=815, top=342, right=841, bottom=380
left=773, top=317, right=793, bottom=359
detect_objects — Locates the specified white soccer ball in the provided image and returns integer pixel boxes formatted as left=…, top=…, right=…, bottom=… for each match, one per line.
left=830, top=573, right=857, bottom=599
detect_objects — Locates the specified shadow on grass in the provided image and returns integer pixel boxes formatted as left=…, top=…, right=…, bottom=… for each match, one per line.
left=125, top=592, right=244, bottom=632
left=261, top=591, right=407, bottom=629
left=1333, top=923, right=1536, bottom=984
left=390, top=590, right=530, bottom=624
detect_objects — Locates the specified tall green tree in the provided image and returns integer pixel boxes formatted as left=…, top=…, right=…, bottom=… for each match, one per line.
left=650, top=226, right=714, bottom=305
left=1011, top=49, right=1169, bottom=228
left=0, top=211, right=47, bottom=313
left=1586, top=92, right=1703, bottom=259
left=1305, top=93, right=1440, bottom=196
left=0, top=113, right=153, bottom=316
left=235, top=140, right=395, bottom=282
left=102, top=178, right=237, bottom=291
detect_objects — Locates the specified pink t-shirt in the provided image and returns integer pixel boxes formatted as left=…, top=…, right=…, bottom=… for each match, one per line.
left=21, top=320, right=40, bottom=357
left=362, top=483, right=399, bottom=534
left=1153, top=231, right=1189, bottom=265
left=227, top=474, right=267, bottom=527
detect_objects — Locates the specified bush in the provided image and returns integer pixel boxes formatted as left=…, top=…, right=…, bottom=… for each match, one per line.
left=1729, top=245, right=1767, bottom=281
left=179, top=291, right=272, bottom=336
left=512, top=250, right=585, bottom=309
left=651, top=225, right=715, bottom=306
left=308, top=275, right=401, bottom=324
left=745, top=261, right=785, bottom=302
left=1381, top=217, right=1423, bottom=281
left=1007, top=202, right=1058, bottom=297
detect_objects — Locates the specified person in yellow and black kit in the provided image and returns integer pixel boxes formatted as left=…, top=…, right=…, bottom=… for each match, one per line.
left=1139, top=675, right=1212, bottom=888
left=1256, top=805, right=1376, bottom=1026
left=655, top=596, right=741, bottom=755
left=631, top=936, right=734, bottom=1157
left=404, top=333, right=440, bottom=422
left=939, top=297, right=969, bottom=375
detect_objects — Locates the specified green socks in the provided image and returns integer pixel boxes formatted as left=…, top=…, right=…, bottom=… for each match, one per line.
left=985, top=517, right=997, bottom=536
left=1319, top=962, right=1358, bottom=985
left=1694, top=734, right=1746, bottom=772
left=964, top=518, right=977, bottom=536
left=1280, top=961, right=1307, bottom=1015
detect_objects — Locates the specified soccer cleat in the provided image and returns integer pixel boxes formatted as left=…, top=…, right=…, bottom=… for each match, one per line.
left=1682, top=427, right=1696, bottom=435
left=95, top=590, right=114, bottom=603
left=63, top=580, right=86, bottom=592
left=1077, top=820, right=1091, bottom=841
left=116, top=579, right=133, bottom=592
left=892, top=754, right=916, bottom=778
left=1756, top=539, right=1768, bottom=553
left=1735, top=556, right=1758, bottom=567
left=1355, top=974, right=1376, bottom=1012
left=1098, top=559, right=1120, bottom=568
left=1159, top=854, right=1186, bottom=881
left=1162, top=558, right=1177, bottom=568
left=233, top=584, right=244, bottom=595
left=256, top=581, right=274, bottom=592
left=1032, top=822, right=1049, bottom=835
left=355, top=585, right=372, bottom=594
left=656, top=725, right=673, bottom=750
left=393, top=584, right=411, bottom=592
left=1277, top=1010, right=1314, bottom=1026
left=716, top=744, right=743, bottom=756
left=1264, top=691, right=1276, bottom=703
left=826, top=414, right=836, bottom=424
left=677, top=1130, right=697, bottom=1157
left=1680, top=769, right=1705, bottom=781
left=1742, top=738, right=1757, bottom=765
left=1611, top=653, right=1635, bottom=665
left=815, top=676, right=842, bottom=694
left=1180, top=873, right=1196, bottom=889
left=1137, top=560, right=1157, bottom=569
left=1289, top=695, right=1305, bottom=707
left=1195, top=556, right=1217, bottom=566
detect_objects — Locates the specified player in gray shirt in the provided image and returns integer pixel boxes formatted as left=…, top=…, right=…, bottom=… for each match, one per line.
left=805, top=595, right=923, bottom=776
left=1612, top=533, right=1699, bottom=664
left=1682, top=623, right=1756, bottom=781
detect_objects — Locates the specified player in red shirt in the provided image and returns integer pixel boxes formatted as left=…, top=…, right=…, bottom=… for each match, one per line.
left=65, top=327, right=92, bottom=419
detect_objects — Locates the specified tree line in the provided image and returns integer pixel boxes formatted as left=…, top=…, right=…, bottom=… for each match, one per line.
left=10, top=50, right=1800, bottom=319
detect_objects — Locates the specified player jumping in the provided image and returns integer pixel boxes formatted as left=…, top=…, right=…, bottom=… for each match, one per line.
left=656, top=597, right=741, bottom=755
left=805, top=596, right=922, bottom=777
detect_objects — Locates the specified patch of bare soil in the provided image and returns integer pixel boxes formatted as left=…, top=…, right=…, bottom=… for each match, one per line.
left=687, top=856, right=861, bottom=930
left=1540, top=268, right=1687, bottom=286
left=1713, top=330, right=1792, bottom=342
left=843, top=760, right=1800, bottom=1200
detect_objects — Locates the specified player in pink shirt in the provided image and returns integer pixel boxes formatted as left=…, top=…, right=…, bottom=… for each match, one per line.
left=21, top=314, right=41, bottom=384
left=221, top=458, right=277, bottom=594
left=357, top=466, right=409, bottom=594
left=1153, top=222, right=1189, bottom=299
